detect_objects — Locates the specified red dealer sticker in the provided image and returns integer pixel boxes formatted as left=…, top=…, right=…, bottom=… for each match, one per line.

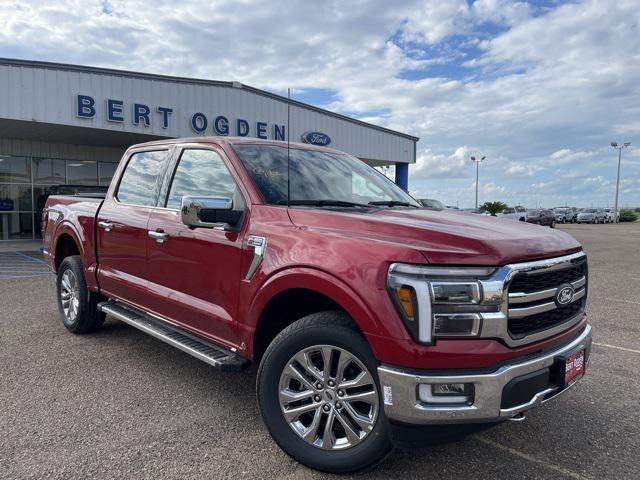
left=564, top=349, right=586, bottom=386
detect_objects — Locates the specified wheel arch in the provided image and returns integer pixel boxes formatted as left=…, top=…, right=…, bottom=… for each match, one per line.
left=52, top=226, right=83, bottom=271
left=247, top=268, right=381, bottom=363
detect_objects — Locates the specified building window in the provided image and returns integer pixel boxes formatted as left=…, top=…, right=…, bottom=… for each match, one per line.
left=33, top=158, right=66, bottom=184
left=99, top=162, right=118, bottom=186
left=0, top=154, right=119, bottom=241
left=67, top=160, right=98, bottom=185
left=0, top=156, right=31, bottom=183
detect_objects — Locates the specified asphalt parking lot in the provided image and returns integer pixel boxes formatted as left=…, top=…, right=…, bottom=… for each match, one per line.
left=1, top=223, right=638, bottom=479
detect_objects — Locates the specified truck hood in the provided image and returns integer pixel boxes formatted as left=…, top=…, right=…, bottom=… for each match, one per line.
left=288, top=208, right=582, bottom=265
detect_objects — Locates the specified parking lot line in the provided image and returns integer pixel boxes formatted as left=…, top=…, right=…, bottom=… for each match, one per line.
left=593, top=342, right=640, bottom=354
left=474, top=436, right=593, bottom=480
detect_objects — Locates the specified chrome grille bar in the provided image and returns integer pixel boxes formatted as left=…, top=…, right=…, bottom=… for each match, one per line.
left=508, top=276, right=586, bottom=305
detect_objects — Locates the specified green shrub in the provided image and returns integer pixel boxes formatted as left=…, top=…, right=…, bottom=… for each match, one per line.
left=619, top=209, right=639, bottom=222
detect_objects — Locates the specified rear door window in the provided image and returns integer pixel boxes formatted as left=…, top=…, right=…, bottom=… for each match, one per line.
left=116, top=150, right=168, bottom=206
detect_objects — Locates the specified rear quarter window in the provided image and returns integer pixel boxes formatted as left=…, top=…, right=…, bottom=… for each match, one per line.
left=116, top=150, right=168, bottom=206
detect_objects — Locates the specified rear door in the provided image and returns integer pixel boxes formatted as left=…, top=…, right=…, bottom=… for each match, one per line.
left=144, top=146, right=248, bottom=348
left=96, top=148, right=170, bottom=308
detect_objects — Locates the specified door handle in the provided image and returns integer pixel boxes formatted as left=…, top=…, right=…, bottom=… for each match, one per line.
left=98, top=221, right=113, bottom=231
left=148, top=230, right=169, bottom=243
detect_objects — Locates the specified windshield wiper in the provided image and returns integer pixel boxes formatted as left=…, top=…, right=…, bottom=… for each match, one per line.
left=368, top=200, right=419, bottom=208
left=280, top=199, right=372, bottom=208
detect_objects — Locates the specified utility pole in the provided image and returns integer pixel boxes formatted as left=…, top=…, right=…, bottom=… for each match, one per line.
left=610, top=142, right=631, bottom=223
left=470, top=155, right=486, bottom=209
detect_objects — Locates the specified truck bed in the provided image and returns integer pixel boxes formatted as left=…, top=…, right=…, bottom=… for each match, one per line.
left=42, top=195, right=104, bottom=279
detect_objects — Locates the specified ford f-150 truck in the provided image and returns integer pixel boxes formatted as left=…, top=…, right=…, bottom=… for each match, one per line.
left=42, top=137, right=591, bottom=473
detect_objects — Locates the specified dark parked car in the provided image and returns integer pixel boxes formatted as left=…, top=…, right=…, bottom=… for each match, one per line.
left=526, top=209, right=556, bottom=228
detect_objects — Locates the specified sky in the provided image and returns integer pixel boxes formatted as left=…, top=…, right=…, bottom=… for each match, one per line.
left=1, top=0, right=639, bottom=208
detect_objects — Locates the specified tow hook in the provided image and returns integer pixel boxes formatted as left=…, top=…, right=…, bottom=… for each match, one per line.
left=508, top=412, right=527, bottom=422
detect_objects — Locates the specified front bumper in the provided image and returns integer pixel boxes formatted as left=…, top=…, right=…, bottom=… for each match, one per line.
left=378, top=324, right=592, bottom=424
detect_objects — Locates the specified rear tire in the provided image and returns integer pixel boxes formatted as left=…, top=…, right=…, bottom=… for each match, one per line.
left=550, top=220, right=556, bottom=228
left=56, top=255, right=105, bottom=334
left=257, top=312, right=391, bottom=473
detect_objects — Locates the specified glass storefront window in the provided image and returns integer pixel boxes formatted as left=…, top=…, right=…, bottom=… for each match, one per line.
left=67, top=160, right=98, bottom=185
left=99, top=162, right=118, bottom=186
left=33, top=158, right=66, bottom=184
left=1, top=155, right=119, bottom=240
left=0, top=212, right=33, bottom=240
left=0, top=185, right=33, bottom=212
left=0, top=156, right=31, bottom=183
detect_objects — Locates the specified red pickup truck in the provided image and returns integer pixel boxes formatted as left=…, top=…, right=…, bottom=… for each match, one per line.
left=42, top=137, right=591, bottom=472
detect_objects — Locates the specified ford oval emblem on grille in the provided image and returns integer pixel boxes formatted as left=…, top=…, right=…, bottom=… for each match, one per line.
left=301, top=131, right=331, bottom=146
left=556, top=284, right=574, bottom=305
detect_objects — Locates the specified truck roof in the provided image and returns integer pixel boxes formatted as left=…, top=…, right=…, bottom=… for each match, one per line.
left=128, top=136, right=346, bottom=155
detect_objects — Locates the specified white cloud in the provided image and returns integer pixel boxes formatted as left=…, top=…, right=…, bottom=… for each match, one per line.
left=0, top=0, right=639, bottom=207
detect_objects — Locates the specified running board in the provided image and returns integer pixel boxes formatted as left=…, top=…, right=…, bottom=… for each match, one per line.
left=98, top=301, right=249, bottom=371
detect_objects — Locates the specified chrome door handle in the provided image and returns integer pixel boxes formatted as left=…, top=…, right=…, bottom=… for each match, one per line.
left=148, top=230, right=169, bottom=243
left=98, top=221, right=113, bottom=231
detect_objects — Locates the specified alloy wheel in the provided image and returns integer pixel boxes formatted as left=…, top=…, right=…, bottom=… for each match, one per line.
left=60, top=269, right=80, bottom=322
left=278, top=345, right=379, bottom=451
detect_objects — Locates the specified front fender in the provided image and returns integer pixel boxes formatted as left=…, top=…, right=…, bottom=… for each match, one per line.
left=240, top=266, right=398, bottom=360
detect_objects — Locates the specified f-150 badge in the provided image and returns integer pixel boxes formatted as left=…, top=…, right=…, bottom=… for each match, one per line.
left=246, top=235, right=266, bottom=280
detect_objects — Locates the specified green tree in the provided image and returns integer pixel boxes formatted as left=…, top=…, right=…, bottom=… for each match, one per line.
left=480, top=201, right=509, bottom=216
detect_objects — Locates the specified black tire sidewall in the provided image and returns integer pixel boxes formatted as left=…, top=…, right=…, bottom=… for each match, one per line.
left=56, top=256, right=98, bottom=333
left=257, top=315, right=390, bottom=473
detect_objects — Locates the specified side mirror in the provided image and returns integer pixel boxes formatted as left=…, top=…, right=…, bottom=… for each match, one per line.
left=181, top=196, right=242, bottom=230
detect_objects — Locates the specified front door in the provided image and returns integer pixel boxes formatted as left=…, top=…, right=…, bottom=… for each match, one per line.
left=145, top=147, right=247, bottom=349
left=96, top=149, right=169, bottom=308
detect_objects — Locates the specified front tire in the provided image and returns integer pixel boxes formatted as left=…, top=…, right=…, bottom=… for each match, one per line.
left=257, top=312, right=391, bottom=473
left=550, top=220, right=556, bottom=228
left=56, top=255, right=105, bottom=333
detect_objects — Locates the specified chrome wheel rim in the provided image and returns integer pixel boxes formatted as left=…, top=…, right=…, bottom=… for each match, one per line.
left=60, top=269, right=79, bottom=322
left=278, top=345, right=379, bottom=450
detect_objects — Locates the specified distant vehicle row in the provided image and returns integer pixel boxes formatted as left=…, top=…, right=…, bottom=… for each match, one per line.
left=415, top=199, right=620, bottom=225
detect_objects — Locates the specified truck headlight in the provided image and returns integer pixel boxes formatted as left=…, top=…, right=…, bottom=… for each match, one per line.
left=387, top=263, right=499, bottom=344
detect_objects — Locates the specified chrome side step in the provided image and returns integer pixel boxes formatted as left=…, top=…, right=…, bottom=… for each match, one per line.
left=98, top=301, right=249, bottom=371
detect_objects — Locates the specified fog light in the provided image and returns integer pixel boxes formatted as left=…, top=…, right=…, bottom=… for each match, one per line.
left=433, top=314, right=480, bottom=336
left=418, top=383, right=473, bottom=404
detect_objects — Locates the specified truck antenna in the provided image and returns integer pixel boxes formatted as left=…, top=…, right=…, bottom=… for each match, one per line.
left=287, top=87, right=291, bottom=208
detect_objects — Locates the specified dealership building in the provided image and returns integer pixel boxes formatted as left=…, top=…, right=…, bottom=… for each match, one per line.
left=0, top=58, right=418, bottom=241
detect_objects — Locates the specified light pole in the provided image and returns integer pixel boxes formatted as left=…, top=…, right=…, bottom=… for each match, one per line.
left=610, top=142, right=631, bottom=223
left=470, top=155, right=486, bottom=209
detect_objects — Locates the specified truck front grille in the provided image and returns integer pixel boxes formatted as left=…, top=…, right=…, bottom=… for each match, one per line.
left=508, top=298, right=585, bottom=337
left=506, top=256, right=587, bottom=339
left=509, top=262, right=586, bottom=293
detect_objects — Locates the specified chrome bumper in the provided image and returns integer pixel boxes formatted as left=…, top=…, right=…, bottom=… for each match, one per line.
left=377, top=325, right=592, bottom=424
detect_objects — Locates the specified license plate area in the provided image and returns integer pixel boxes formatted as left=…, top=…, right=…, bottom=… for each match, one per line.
left=556, top=348, right=586, bottom=388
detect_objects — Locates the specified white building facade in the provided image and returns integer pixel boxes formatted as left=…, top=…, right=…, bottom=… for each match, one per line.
left=0, top=58, right=417, bottom=240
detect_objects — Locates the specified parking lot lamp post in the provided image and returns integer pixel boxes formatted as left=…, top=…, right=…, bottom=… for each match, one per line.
left=470, top=156, right=486, bottom=209
left=610, top=142, right=631, bottom=223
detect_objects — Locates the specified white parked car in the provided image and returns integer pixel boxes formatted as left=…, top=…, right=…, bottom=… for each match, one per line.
left=497, top=206, right=528, bottom=222
left=577, top=208, right=607, bottom=224
left=604, top=208, right=619, bottom=223
left=553, top=207, right=574, bottom=223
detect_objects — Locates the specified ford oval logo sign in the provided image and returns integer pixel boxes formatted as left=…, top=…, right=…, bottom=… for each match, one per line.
left=555, top=284, right=575, bottom=305
left=301, top=131, right=331, bottom=146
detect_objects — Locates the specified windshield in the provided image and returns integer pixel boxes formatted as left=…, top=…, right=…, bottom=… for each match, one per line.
left=233, top=145, right=420, bottom=207
left=585, top=209, right=597, bottom=213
